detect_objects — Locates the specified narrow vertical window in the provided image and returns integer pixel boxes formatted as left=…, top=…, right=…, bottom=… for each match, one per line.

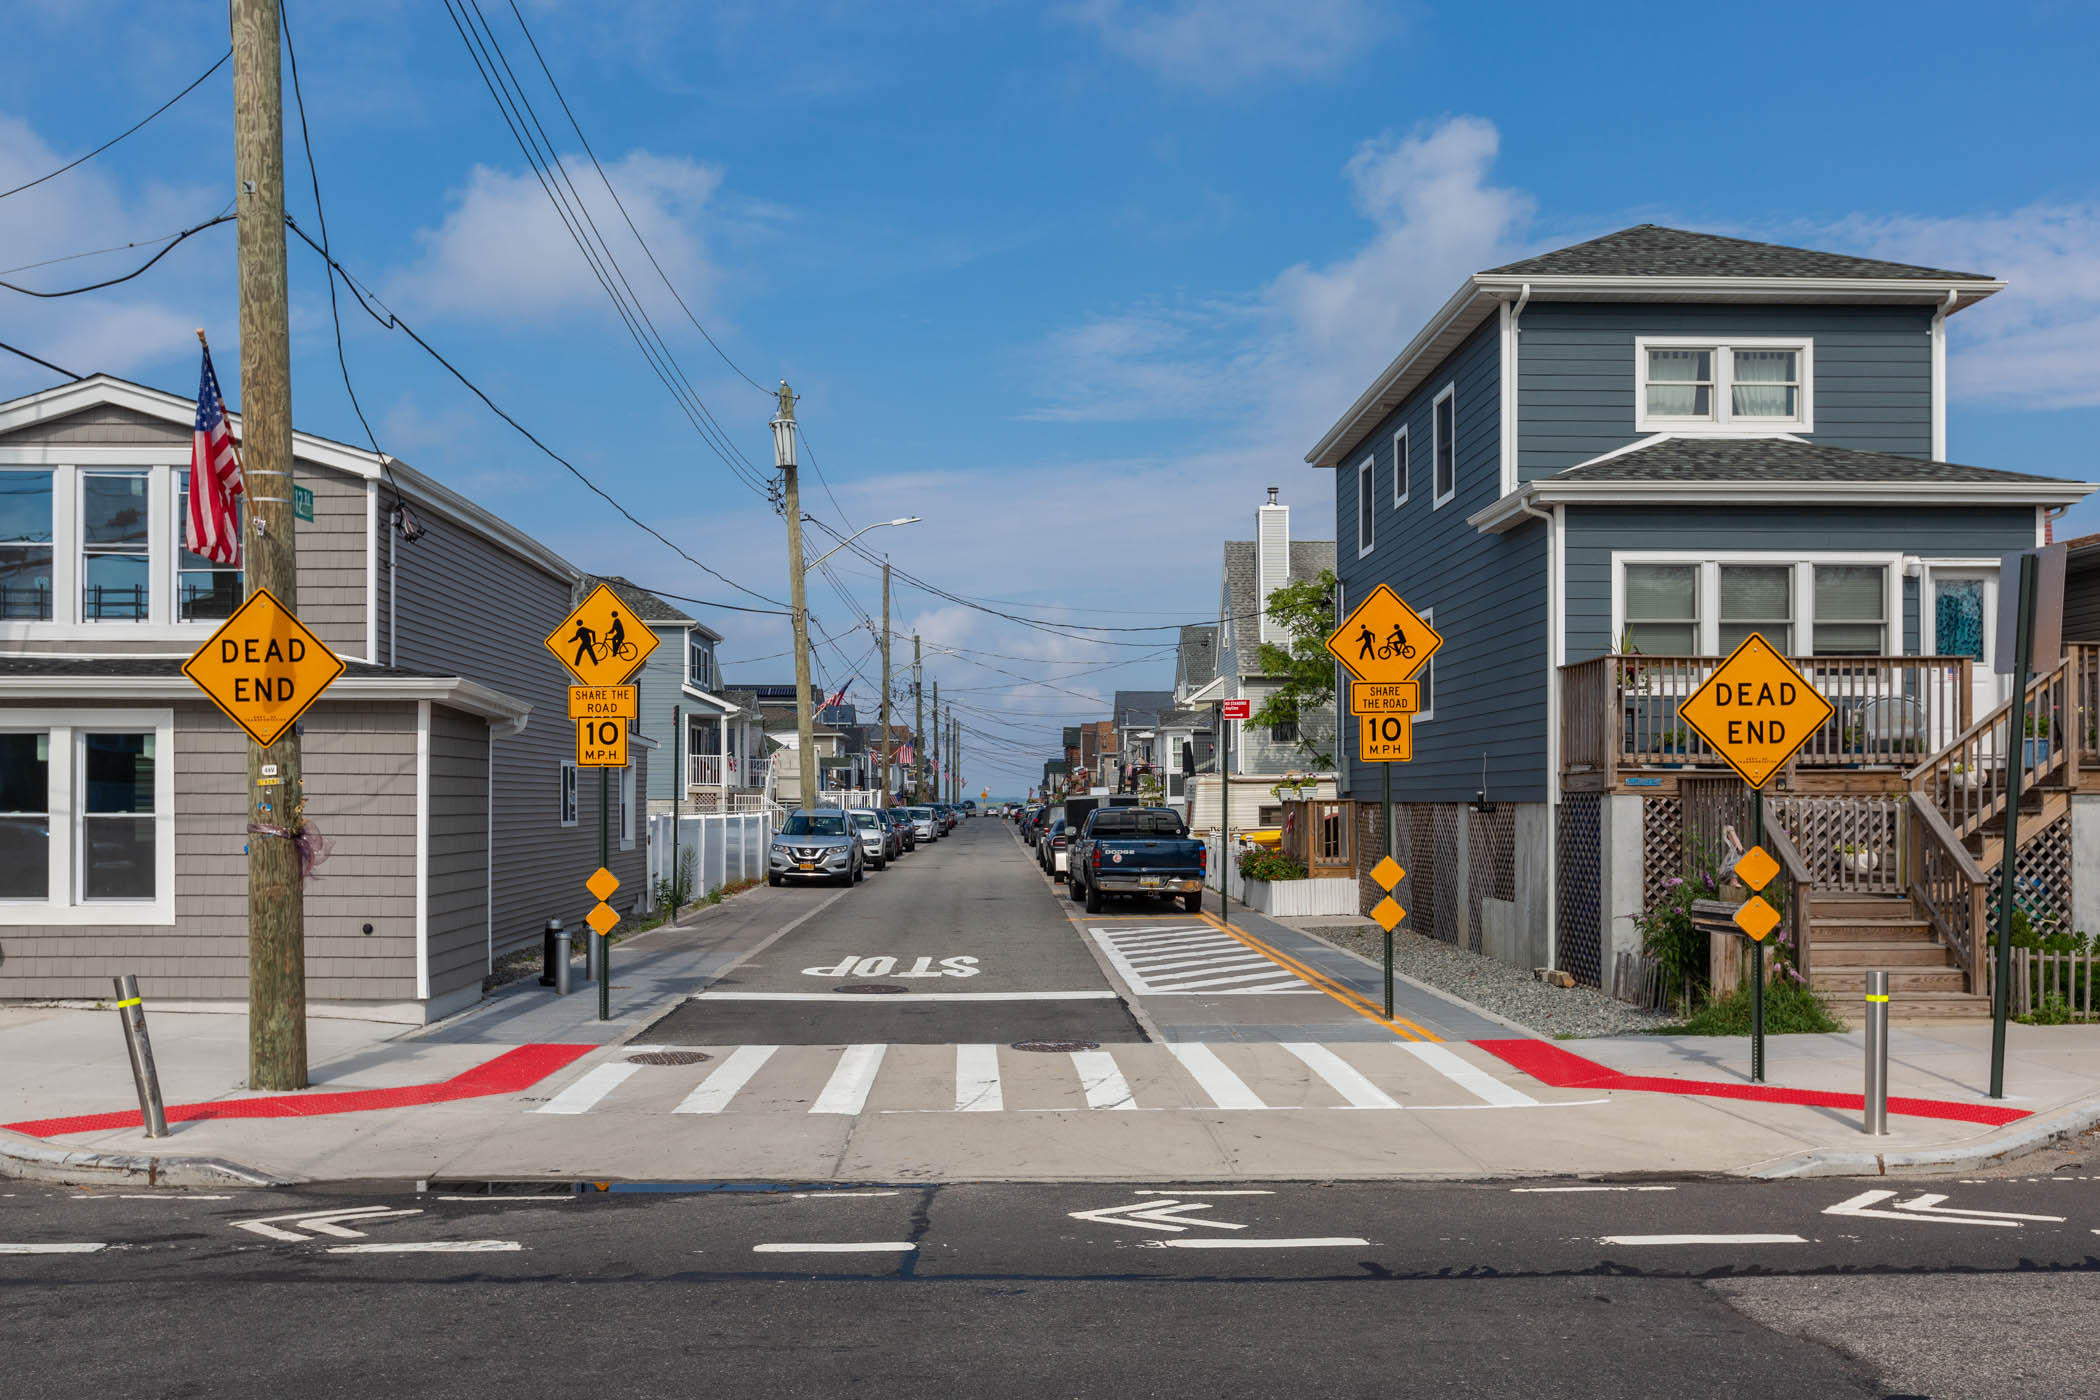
left=80, top=731, right=155, bottom=900
left=1392, top=427, right=1410, bottom=506
left=0, top=731, right=50, bottom=899
left=0, top=470, right=54, bottom=621
left=559, top=761, right=579, bottom=826
left=1356, top=456, right=1375, bottom=557
left=81, top=470, right=151, bottom=621
left=1432, top=386, right=1456, bottom=506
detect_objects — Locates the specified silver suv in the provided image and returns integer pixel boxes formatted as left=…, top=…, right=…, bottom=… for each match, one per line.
left=767, top=810, right=864, bottom=887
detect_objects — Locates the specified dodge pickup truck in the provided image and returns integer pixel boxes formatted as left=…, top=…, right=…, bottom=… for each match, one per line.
left=1067, top=806, right=1207, bottom=914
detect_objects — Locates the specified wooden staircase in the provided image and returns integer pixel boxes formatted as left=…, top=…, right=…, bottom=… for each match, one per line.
left=1806, top=893, right=1991, bottom=1022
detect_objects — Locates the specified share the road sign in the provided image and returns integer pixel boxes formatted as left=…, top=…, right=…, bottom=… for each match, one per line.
left=567, top=685, right=637, bottom=719
left=544, top=582, right=659, bottom=688
left=1351, top=681, right=1419, bottom=716
left=1677, top=633, right=1833, bottom=788
left=1328, top=585, right=1441, bottom=686
left=181, top=588, right=346, bottom=747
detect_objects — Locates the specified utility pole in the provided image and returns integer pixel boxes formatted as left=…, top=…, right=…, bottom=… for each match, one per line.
left=877, top=559, right=891, bottom=809
left=931, top=681, right=940, bottom=804
left=912, top=635, right=924, bottom=801
left=234, top=0, right=306, bottom=1091
left=772, top=383, right=815, bottom=813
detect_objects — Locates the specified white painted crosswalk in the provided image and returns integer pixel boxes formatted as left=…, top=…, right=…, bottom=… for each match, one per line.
left=528, top=1039, right=1565, bottom=1119
left=1089, top=925, right=1321, bottom=996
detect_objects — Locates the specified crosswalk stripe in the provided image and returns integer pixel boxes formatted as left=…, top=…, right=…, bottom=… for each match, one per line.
left=673, top=1044, right=778, bottom=1114
left=1113, top=928, right=1222, bottom=946
left=1167, top=1043, right=1269, bottom=1110
left=1071, top=1050, right=1138, bottom=1109
left=812, top=1043, right=887, bottom=1114
left=1280, top=1042, right=1401, bottom=1110
left=534, top=1062, right=640, bottom=1115
left=1400, top=1041, right=1540, bottom=1108
left=1126, top=951, right=1271, bottom=974
left=955, top=1044, right=1003, bottom=1112
left=1165, top=968, right=1321, bottom=991
left=1114, top=934, right=1226, bottom=952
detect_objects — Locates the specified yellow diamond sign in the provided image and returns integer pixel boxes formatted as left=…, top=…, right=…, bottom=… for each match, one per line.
left=181, top=587, right=347, bottom=748
left=1676, top=633, right=1833, bottom=789
left=1371, top=896, right=1406, bottom=932
left=1734, top=845, right=1780, bottom=892
left=1371, top=856, right=1405, bottom=891
left=544, top=582, right=660, bottom=687
left=586, top=866, right=620, bottom=902
left=586, top=901, right=621, bottom=936
left=1327, top=584, right=1442, bottom=686
left=1733, top=895, right=1782, bottom=942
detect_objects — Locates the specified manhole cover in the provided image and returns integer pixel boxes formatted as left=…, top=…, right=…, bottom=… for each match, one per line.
left=625, top=1050, right=714, bottom=1066
left=1011, top=1039, right=1099, bottom=1053
left=835, top=983, right=908, bottom=994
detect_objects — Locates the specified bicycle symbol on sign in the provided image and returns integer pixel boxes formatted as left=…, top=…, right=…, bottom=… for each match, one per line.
left=1357, top=623, right=1415, bottom=663
left=567, top=610, right=639, bottom=668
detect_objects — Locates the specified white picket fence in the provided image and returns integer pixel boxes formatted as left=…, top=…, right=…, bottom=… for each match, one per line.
left=644, top=810, right=776, bottom=912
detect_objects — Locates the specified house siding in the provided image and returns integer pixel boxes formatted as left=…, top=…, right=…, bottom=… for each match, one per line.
left=1562, top=505, right=2043, bottom=662
left=1335, top=319, right=1551, bottom=804
left=426, top=703, right=491, bottom=999
left=633, top=622, right=691, bottom=803
left=1518, top=303, right=1935, bottom=480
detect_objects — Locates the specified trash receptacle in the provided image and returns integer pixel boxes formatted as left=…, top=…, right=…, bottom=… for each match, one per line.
left=541, top=918, right=569, bottom=992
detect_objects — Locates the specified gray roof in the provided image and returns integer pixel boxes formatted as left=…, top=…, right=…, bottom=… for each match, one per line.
left=1224, top=538, right=1335, bottom=676
left=1112, top=689, right=1174, bottom=728
left=580, top=574, right=701, bottom=629
left=1158, top=705, right=1213, bottom=730
left=1482, top=225, right=1990, bottom=282
left=1175, top=623, right=1218, bottom=692
left=1550, top=437, right=2083, bottom=487
left=0, top=656, right=449, bottom=680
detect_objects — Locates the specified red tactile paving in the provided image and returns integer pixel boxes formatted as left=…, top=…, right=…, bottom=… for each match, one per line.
left=1474, top=1038, right=2031, bottom=1127
left=4, top=1042, right=595, bottom=1139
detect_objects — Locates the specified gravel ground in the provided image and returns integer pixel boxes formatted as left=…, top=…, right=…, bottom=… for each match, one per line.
left=1296, top=921, right=1676, bottom=1038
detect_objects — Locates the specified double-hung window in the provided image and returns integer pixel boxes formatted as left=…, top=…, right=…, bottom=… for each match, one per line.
left=174, top=478, right=243, bottom=621
left=1636, top=338, right=1812, bottom=433
left=1719, top=565, right=1792, bottom=653
left=1813, top=565, right=1887, bottom=655
left=1623, top=564, right=1700, bottom=653
left=1431, top=386, right=1456, bottom=507
left=81, top=470, right=151, bottom=621
left=1619, top=558, right=1894, bottom=657
left=1356, top=456, right=1375, bottom=557
left=0, top=710, right=174, bottom=922
left=0, top=470, right=54, bottom=621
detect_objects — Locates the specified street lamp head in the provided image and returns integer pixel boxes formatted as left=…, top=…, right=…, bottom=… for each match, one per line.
left=886, top=516, right=922, bottom=528
left=770, top=380, right=797, bottom=469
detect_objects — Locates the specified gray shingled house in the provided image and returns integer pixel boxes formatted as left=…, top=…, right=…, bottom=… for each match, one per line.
left=0, top=374, right=653, bottom=1021
left=1309, top=224, right=2096, bottom=1003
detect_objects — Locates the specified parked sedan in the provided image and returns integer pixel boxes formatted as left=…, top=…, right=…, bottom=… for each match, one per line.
left=907, top=805, right=939, bottom=841
left=767, top=810, right=865, bottom=887
left=849, top=808, right=897, bottom=871
left=1038, top=816, right=1070, bottom=881
left=882, top=807, right=916, bottom=852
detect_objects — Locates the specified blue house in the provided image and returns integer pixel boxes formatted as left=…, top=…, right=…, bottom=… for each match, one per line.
left=1309, top=225, right=2095, bottom=1012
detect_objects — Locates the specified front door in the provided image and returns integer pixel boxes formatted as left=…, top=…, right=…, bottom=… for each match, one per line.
left=1927, top=568, right=2005, bottom=730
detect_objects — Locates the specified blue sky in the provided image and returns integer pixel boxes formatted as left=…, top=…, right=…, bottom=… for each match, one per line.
left=5, top=0, right=2098, bottom=794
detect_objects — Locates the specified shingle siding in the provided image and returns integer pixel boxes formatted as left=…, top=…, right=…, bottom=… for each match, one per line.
left=426, top=703, right=490, bottom=998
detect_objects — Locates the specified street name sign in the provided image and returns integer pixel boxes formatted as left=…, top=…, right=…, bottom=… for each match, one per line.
left=1221, top=698, right=1252, bottom=720
left=567, top=685, right=638, bottom=720
left=576, top=717, right=629, bottom=767
left=1328, top=584, right=1442, bottom=686
left=181, top=587, right=346, bottom=747
left=1350, top=681, right=1420, bottom=716
left=1677, top=633, right=1833, bottom=788
left=544, top=582, right=659, bottom=688
left=1359, top=714, right=1413, bottom=762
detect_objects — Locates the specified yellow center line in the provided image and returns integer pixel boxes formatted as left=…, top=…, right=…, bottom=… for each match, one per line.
left=1194, top=910, right=1440, bottom=1042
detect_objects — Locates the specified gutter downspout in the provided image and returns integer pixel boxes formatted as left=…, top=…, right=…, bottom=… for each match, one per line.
left=388, top=502, right=398, bottom=669
left=1930, top=288, right=1955, bottom=461
left=1516, top=490, right=1560, bottom=972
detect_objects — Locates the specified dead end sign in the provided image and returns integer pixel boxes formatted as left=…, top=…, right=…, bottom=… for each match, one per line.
left=1676, top=633, right=1834, bottom=788
left=181, top=587, right=347, bottom=747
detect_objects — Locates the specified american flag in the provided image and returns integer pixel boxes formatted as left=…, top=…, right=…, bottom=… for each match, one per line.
left=897, top=743, right=914, bottom=766
left=186, top=343, right=243, bottom=566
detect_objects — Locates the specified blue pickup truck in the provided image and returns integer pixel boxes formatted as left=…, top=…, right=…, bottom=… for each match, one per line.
left=1067, top=806, right=1207, bottom=914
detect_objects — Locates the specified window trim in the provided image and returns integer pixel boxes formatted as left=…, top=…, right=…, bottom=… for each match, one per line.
left=1355, top=455, right=1376, bottom=558
left=619, top=763, right=637, bottom=850
left=1413, top=606, right=1436, bottom=723
left=1391, top=425, right=1410, bottom=508
left=1633, top=336, right=1815, bottom=435
left=0, top=707, right=174, bottom=925
left=559, top=760, right=579, bottom=827
left=0, top=465, right=57, bottom=624
left=1611, top=552, right=1900, bottom=657
left=1431, top=384, right=1457, bottom=509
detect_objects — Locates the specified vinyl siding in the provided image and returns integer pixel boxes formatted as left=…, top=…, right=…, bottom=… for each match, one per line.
left=0, top=403, right=186, bottom=446
left=1518, top=303, right=1935, bottom=480
left=426, top=704, right=491, bottom=999
left=1334, top=320, right=1552, bottom=803
left=632, top=623, right=699, bottom=802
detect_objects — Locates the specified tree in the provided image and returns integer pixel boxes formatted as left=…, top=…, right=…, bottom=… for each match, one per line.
left=1248, top=567, right=1338, bottom=768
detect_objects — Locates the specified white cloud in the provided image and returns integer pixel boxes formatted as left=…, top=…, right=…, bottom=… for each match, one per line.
left=1069, top=0, right=1382, bottom=87
left=390, top=149, right=725, bottom=325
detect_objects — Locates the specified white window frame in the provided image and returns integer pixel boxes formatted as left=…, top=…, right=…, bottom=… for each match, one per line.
left=559, top=760, right=578, bottom=827
left=1611, top=553, right=1900, bottom=657
left=0, top=465, right=58, bottom=624
left=619, top=763, right=636, bottom=850
left=1355, top=455, right=1375, bottom=558
left=688, top=631, right=714, bottom=691
left=1391, top=425, right=1410, bottom=507
left=1431, top=384, right=1457, bottom=509
left=1413, top=607, right=1436, bottom=723
left=1634, top=336, right=1814, bottom=435
left=0, top=707, right=175, bottom=925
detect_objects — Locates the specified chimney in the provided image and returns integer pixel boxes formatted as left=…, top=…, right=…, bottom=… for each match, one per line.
left=1257, top=487, right=1288, bottom=645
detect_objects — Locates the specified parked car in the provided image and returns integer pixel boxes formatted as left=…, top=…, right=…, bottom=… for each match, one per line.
left=849, top=808, right=897, bottom=871
left=907, top=805, right=939, bottom=841
left=1038, top=817, right=1069, bottom=881
left=882, top=807, right=916, bottom=852
left=767, top=809, right=865, bottom=887
left=1067, top=806, right=1206, bottom=914
left=961, top=800, right=977, bottom=815
left=1027, top=803, right=1063, bottom=850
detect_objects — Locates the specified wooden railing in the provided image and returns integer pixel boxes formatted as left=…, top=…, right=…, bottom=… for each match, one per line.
left=1907, top=792, right=1989, bottom=994
left=1561, top=654, right=1972, bottom=775
left=1767, top=796, right=1904, bottom=895
left=1905, top=656, right=2075, bottom=844
left=1762, top=819, right=1816, bottom=986
left=2076, top=643, right=2100, bottom=774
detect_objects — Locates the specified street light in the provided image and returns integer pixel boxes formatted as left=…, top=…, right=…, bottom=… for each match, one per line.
left=804, top=516, right=920, bottom=573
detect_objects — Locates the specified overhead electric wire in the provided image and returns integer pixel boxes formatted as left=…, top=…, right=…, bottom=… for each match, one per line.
left=0, top=340, right=83, bottom=380
left=0, top=49, right=230, bottom=201
left=0, top=214, right=233, bottom=297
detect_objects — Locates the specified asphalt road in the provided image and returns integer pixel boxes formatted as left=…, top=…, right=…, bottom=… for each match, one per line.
left=5, top=1173, right=2096, bottom=1398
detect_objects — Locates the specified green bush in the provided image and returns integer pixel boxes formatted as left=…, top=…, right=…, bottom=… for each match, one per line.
left=1632, top=865, right=1721, bottom=1010
left=1238, top=848, right=1307, bottom=882
left=1676, top=976, right=1843, bottom=1036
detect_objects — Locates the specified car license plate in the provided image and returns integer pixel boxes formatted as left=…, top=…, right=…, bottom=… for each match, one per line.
left=799, top=862, right=815, bottom=872
left=1139, top=876, right=1163, bottom=888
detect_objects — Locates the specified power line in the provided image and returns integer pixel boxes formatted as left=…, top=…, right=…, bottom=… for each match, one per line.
left=0, top=339, right=83, bottom=380
left=0, top=214, right=233, bottom=297
left=0, top=49, right=230, bottom=201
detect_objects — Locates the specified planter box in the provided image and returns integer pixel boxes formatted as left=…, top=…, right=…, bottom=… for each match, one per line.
left=1242, top=876, right=1359, bottom=917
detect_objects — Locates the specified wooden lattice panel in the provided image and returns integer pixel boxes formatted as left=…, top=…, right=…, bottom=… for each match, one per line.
left=1557, top=792, right=1604, bottom=988
left=1642, top=796, right=1684, bottom=910
left=1468, top=804, right=1517, bottom=955
left=1989, top=809, right=2074, bottom=934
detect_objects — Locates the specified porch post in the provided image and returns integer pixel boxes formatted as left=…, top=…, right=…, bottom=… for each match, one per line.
left=719, top=710, right=731, bottom=812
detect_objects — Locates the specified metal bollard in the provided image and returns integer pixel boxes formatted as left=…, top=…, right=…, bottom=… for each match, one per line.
left=552, top=923, right=574, bottom=997
left=586, top=924, right=604, bottom=986
left=1863, top=969, right=1889, bottom=1135
left=112, top=974, right=168, bottom=1139
left=540, top=919, right=563, bottom=987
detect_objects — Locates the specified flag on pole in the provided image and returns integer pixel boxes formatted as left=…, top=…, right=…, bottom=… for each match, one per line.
left=187, top=341, right=243, bottom=566
left=822, top=686, right=847, bottom=713
left=897, top=743, right=914, bottom=767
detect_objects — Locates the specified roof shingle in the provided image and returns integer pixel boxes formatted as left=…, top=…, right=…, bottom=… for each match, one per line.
left=1550, top=436, right=2082, bottom=487
left=1482, top=225, right=1991, bottom=283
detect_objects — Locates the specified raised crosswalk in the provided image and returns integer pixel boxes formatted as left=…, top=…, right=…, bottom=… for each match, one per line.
left=531, top=1040, right=1578, bottom=1118
left=1089, top=924, right=1322, bottom=996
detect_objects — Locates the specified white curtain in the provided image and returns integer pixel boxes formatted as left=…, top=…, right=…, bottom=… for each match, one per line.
left=1731, top=350, right=1797, bottom=418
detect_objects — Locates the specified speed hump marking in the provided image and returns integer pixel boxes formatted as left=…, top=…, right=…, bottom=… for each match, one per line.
left=576, top=717, right=629, bottom=767
left=1328, top=584, right=1441, bottom=686
left=1676, top=633, right=1834, bottom=788
left=1359, top=714, right=1412, bottom=762
left=544, top=582, right=659, bottom=688
left=180, top=587, right=346, bottom=748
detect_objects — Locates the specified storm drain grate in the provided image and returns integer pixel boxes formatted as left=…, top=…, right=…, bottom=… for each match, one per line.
left=834, top=983, right=908, bottom=994
left=626, top=1051, right=714, bottom=1066
left=1011, top=1040, right=1099, bottom=1053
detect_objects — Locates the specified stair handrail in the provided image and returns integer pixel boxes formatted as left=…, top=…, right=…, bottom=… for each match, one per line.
left=1905, top=655, right=2072, bottom=843
left=1759, top=819, right=1816, bottom=984
left=1906, top=790, right=1989, bottom=993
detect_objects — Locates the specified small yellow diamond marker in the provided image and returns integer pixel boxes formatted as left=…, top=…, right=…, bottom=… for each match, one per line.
left=586, top=901, right=621, bottom=936
left=1371, top=856, right=1405, bottom=892
left=1733, top=895, right=1781, bottom=942
left=1733, top=845, right=1780, bottom=892
left=1371, top=896, right=1406, bottom=933
left=586, top=866, right=620, bottom=902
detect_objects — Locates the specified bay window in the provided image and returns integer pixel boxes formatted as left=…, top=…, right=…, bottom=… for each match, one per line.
left=1636, top=338, right=1812, bottom=432
left=0, top=469, right=54, bottom=620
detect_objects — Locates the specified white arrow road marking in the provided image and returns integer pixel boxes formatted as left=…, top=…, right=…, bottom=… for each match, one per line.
left=1145, top=1237, right=1370, bottom=1250
left=0, top=1243, right=108, bottom=1254
left=328, top=1241, right=521, bottom=1254
left=233, top=1206, right=422, bottom=1242
left=1823, top=1190, right=2067, bottom=1228
left=1068, top=1199, right=1248, bottom=1233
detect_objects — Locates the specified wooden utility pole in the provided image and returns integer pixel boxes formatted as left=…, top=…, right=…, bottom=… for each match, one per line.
left=774, top=383, right=816, bottom=811
left=931, top=681, right=939, bottom=804
left=233, top=0, right=307, bottom=1091
left=912, top=634, right=924, bottom=800
left=877, top=559, right=891, bottom=808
